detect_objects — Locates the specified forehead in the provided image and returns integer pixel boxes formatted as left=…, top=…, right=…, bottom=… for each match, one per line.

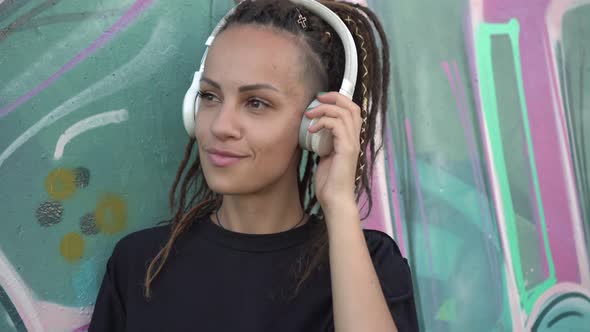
left=204, top=24, right=306, bottom=92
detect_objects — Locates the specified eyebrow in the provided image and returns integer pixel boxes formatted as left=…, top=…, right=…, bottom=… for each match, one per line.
left=200, top=77, right=281, bottom=93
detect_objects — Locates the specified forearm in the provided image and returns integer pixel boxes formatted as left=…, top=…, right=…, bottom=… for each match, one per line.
left=325, top=201, right=398, bottom=332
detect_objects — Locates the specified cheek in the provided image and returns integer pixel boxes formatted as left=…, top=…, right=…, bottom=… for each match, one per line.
left=251, top=117, right=300, bottom=158
left=195, top=112, right=211, bottom=142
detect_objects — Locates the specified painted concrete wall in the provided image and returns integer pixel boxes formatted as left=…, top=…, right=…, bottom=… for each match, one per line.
left=1, top=0, right=588, bottom=331
left=368, top=0, right=590, bottom=330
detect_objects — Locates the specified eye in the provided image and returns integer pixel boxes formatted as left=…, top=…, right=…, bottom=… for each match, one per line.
left=197, top=91, right=219, bottom=101
left=246, top=98, right=270, bottom=111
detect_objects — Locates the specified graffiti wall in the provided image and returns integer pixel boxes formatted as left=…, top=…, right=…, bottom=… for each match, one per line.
left=0, top=0, right=235, bottom=330
left=0, top=0, right=588, bottom=331
left=366, top=0, right=590, bottom=330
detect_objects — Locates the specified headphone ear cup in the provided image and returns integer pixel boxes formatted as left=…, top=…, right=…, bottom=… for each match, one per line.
left=182, top=71, right=202, bottom=137
left=299, top=99, right=334, bottom=157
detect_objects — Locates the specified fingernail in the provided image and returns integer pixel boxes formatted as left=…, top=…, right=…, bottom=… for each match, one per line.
left=317, top=91, right=327, bottom=96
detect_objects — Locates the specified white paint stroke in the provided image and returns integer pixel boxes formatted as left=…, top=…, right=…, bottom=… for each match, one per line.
left=0, top=20, right=173, bottom=169
left=54, top=109, right=129, bottom=160
left=0, top=246, right=94, bottom=331
left=546, top=0, right=590, bottom=44
left=545, top=0, right=590, bottom=289
left=36, top=301, right=92, bottom=332
left=0, top=248, right=43, bottom=331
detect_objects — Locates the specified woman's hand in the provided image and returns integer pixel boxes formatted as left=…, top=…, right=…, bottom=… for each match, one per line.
left=305, top=92, right=362, bottom=213
left=307, top=93, right=399, bottom=332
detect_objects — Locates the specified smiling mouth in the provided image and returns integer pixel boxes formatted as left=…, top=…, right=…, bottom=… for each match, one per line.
left=206, top=151, right=246, bottom=167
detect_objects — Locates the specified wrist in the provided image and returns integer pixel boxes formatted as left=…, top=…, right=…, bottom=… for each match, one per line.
left=323, top=199, right=359, bottom=226
left=319, top=191, right=356, bottom=212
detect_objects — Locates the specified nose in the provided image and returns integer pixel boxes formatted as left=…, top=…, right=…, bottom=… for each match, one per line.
left=208, top=101, right=241, bottom=140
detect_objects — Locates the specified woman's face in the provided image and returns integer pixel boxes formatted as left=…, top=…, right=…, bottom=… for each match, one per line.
left=195, top=24, right=313, bottom=195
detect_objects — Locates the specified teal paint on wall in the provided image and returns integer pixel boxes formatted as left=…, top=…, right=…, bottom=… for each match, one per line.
left=0, top=1, right=234, bottom=330
left=1, top=0, right=589, bottom=331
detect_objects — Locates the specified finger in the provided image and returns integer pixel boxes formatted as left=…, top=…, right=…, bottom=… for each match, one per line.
left=307, top=117, right=360, bottom=155
left=305, top=104, right=357, bottom=138
left=316, top=92, right=362, bottom=120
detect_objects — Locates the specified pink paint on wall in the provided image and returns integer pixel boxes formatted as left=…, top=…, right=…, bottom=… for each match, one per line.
left=483, top=0, right=580, bottom=282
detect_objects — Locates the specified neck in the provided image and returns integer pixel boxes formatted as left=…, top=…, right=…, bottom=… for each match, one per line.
left=214, top=173, right=306, bottom=234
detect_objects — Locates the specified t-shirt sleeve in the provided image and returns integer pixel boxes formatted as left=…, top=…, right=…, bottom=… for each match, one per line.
left=87, top=252, right=126, bottom=331
left=366, top=230, right=420, bottom=332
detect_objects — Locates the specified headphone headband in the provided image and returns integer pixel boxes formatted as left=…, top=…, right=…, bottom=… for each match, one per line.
left=204, top=0, right=357, bottom=95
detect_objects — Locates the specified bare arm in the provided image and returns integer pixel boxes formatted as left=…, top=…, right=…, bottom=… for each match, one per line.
left=326, top=201, right=398, bottom=332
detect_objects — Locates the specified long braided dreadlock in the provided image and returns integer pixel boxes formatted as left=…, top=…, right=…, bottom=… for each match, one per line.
left=144, top=0, right=390, bottom=299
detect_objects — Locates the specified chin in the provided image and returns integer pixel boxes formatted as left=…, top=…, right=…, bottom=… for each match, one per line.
left=200, top=153, right=297, bottom=196
left=203, top=166, right=284, bottom=196
left=205, top=178, right=248, bottom=195
left=201, top=165, right=252, bottom=195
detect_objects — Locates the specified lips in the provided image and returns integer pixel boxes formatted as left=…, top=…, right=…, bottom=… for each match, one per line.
left=206, top=148, right=247, bottom=167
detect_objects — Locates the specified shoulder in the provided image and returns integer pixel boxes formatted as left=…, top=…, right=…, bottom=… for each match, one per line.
left=362, top=229, right=413, bottom=301
left=362, top=228, right=403, bottom=258
left=110, top=223, right=172, bottom=263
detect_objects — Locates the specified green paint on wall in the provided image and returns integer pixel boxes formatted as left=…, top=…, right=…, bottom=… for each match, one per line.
left=475, top=19, right=556, bottom=314
left=436, top=298, right=457, bottom=322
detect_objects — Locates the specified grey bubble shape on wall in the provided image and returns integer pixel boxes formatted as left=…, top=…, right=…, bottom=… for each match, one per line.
left=35, top=201, right=64, bottom=227
left=80, top=212, right=99, bottom=235
left=74, top=167, right=91, bottom=188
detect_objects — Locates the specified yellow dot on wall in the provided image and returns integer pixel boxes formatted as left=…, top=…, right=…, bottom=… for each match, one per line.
left=96, top=193, right=128, bottom=234
left=60, top=232, right=84, bottom=262
left=45, top=168, right=76, bottom=200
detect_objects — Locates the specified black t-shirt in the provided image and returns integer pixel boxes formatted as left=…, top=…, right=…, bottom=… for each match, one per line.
left=88, top=215, right=419, bottom=331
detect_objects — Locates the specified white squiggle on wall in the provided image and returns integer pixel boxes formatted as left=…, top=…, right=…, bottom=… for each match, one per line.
left=0, top=19, right=174, bottom=331
left=0, top=248, right=42, bottom=331
left=0, top=19, right=174, bottom=169
left=1, top=239, right=93, bottom=332
left=54, top=109, right=129, bottom=160
left=0, top=246, right=92, bottom=331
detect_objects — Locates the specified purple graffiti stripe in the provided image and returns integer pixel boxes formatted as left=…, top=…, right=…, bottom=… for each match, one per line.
left=542, top=27, right=584, bottom=227
left=384, top=122, right=406, bottom=256
left=452, top=61, right=496, bottom=234
left=442, top=60, right=503, bottom=310
left=441, top=62, right=487, bottom=228
left=404, top=118, right=438, bottom=309
left=0, top=0, right=154, bottom=117
left=452, top=62, right=491, bottom=230
left=542, top=29, right=572, bottom=149
left=462, top=3, right=504, bottom=235
left=453, top=60, right=507, bottom=308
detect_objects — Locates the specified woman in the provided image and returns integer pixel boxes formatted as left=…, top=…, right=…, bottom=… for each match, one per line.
left=89, top=0, right=419, bottom=331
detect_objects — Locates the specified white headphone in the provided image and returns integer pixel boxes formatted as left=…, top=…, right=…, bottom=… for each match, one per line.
left=182, top=0, right=358, bottom=157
